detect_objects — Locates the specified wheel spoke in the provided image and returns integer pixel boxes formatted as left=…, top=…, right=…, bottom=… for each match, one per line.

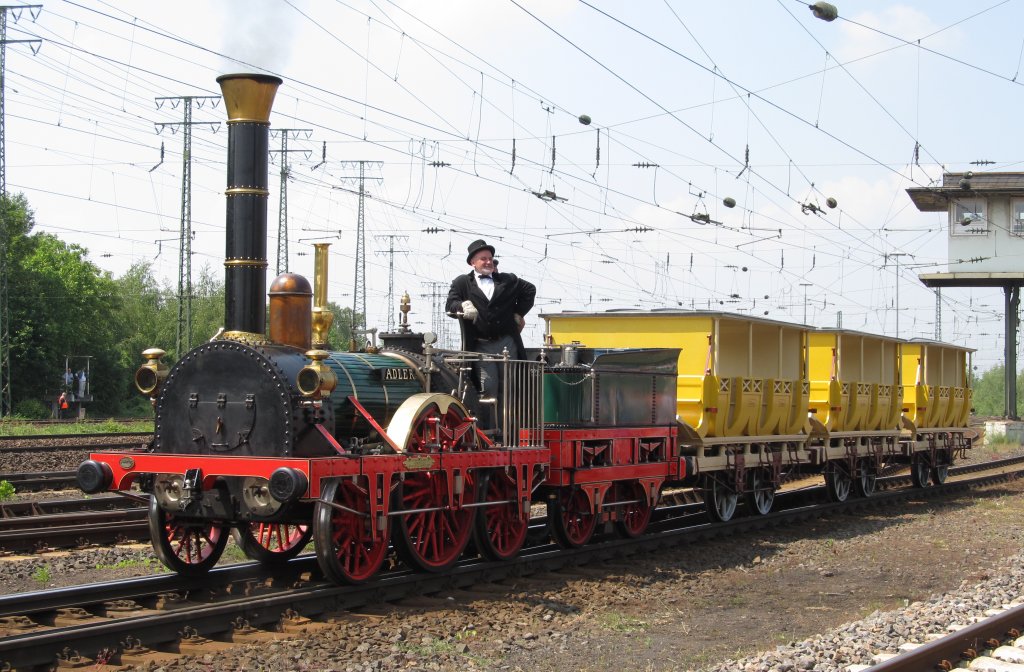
left=314, top=479, right=389, bottom=584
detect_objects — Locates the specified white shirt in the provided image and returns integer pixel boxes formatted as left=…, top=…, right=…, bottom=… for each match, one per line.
left=476, top=274, right=494, bottom=300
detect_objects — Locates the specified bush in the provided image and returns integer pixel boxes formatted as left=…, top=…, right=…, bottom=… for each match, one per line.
left=13, top=398, right=50, bottom=420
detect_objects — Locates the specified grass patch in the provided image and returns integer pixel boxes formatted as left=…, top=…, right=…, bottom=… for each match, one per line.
left=598, top=612, right=648, bottom=633
left=32, top=565, right=52, bottom=585
left=0, top=480, right=14, bottom=501
left=95, top=558, right=161, bottom=571
left=220, top=542, right=249, bottom=563
left=0, top=418, right=153, bottom=437
left=983, top=433, right=1020, bottom=447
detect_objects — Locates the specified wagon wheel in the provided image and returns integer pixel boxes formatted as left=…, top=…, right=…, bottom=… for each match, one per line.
left=314, top=478, right=389, bottom=584
left=549, top=487, right=597, bottom=548
left=853, top=458, right=877, bottom=498
left=825, top=461, right=852, bottom=502
left=932, top=450, right=950, bottom=485
left=473, top=470, right=528, bottom=561
left=148, top=496, right=228, bottom=576
left=910, top=453, right=932, bottom=488
left=389, top=394, right=479, bottom=572
left=614, top=481, right=654, bottom=538
left=703, top=474, right=738, bottom=522
left=233, top=522, right=311, bottom=565
left=744, top=468, right=775, bottom=515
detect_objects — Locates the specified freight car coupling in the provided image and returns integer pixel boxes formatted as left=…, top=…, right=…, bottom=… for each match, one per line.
left=78, top=73, right=974, bottom=586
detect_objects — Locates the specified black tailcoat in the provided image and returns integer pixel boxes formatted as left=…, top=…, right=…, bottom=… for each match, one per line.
left=446, top=270, right=536, bottom=359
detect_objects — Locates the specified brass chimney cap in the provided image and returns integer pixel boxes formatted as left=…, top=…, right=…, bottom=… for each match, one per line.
left=216, top=73, right=283, bottom=123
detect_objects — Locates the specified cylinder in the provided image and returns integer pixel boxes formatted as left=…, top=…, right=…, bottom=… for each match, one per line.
left=217, top=73, right=283, bottom=338
left=269, top=273, right=312, bottom=350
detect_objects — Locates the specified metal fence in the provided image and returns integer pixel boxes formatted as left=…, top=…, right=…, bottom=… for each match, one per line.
left=440, top=350, right=544, bottom=447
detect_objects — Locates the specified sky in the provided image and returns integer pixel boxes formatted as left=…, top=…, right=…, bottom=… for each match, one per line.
left=3, top=0, right=1024, bottom=371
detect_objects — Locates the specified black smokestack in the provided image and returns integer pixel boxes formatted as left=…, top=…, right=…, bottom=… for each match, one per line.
left=216, top=73, right=282, bottom=337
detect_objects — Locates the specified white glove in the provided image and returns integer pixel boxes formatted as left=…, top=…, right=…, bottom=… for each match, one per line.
left=461, top=300, right=478, bottom=320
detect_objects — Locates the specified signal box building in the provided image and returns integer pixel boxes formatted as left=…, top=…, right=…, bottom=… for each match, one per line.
left=906, top=171, right=1024, bottom=418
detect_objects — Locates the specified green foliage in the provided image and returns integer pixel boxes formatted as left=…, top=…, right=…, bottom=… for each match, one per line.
left=32, top=565, right=52, bottom=584
left=109, top=261, right=225, bottom=412
left=0, top=418, right=153, bottom=436
left=987, top=432, right=1017, bottom=445
left=95, top=557, right=161, bottom=571
left=12, top=399, right=50, bottom=420
left=0, top=193, right=124, bottom=415
left=326, top=302, right=364, bottom=351
left=0, top=480, right=14, bottom=500
left=598, top=612, right=648, bottom=633
left=971, top=364, right=1024, bottom=416
left=0, top=192, right=369, bottom=418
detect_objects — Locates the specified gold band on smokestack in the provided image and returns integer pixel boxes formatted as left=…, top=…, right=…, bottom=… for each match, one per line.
left=311, top=243, right=334, bottom=349
left=217, top=73, right=282, bottom=339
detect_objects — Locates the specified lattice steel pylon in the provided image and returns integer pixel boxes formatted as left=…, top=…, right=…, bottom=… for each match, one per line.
left=0, top=5, right=40, bottom=416
left=375, top=234, right=408, bottom=331
left=155, top=94, right=219, bottom=357
left=422, top=281, right=452, bottom=348
left=354, top=161, right=366, bottom=341
left=271, top=129, right=311, bottom=275
left=335, top=161, right=382, bottom=348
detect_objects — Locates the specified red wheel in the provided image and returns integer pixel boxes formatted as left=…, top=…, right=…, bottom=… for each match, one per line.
left=233, top=522, right=311, bottom=565
left=314, top=478, right=390, bottom=584
left=148, top=496, right=228, bottom=576
left=614, top=481, right=653, bottom=538
left=393, top=470, right=476, bottom=572
left=473, top=470, right=528, bottom=561
left=388, top=394, right=480, bottom=572
left=549, top=487, right=596, bottom=548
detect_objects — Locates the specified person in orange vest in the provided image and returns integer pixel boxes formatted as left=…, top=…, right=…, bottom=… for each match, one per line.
left=58, top=392, right=69, bottom=420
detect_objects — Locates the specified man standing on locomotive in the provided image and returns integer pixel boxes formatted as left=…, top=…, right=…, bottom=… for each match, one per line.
left=447, top=239, right=535, bottom=416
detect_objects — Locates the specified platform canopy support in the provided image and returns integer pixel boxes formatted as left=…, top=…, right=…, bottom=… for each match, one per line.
left=919, top=273, right=1023, bottom=420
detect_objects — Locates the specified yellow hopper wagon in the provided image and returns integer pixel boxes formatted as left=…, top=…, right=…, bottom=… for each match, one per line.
left=543, top=310, right=809, bottom=521
left=542, top=309, right=975, bottom=523
left=900, top=339, right=974, bottom=487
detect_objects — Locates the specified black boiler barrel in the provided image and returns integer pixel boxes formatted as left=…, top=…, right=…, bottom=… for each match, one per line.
left=216, top=73, right=282, bottom=338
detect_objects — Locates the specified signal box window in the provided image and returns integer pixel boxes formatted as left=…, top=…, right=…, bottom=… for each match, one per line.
left=1012, top=199, right=1024, bottom=236
left=950, top=198, right=987, bottom=237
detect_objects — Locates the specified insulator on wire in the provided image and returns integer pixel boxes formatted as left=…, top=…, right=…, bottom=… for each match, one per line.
left=809, top=2, right=838, bottom=21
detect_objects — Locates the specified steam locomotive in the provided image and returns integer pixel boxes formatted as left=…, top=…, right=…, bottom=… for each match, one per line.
left=76, top=74, right=973, bottom=585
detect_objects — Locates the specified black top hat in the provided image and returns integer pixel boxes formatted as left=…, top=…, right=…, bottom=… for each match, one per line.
left=466, top=239, right=496, bottom=264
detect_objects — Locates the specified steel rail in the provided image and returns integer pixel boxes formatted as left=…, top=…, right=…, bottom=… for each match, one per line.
left=0, top=440, right=148, bottom=454
left=0, top=471, right=77, bottom=491
left=0, top=495, right=141, bottom=518
left=0, top=431, right=152, bottom=443
left=868, top=602, right=1024, bottom=671
left=0, top=517, right=148, bottom=553
left=0, top=465, right=1020, bottom=670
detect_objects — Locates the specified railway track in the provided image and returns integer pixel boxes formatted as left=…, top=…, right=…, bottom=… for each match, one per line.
left=0, top=472, right=78, bottom=492
left=0, top=496, right=147, bottom=554
left=0, top=434, right=151, bottom=453
left=864, top=602, right=1024, bottom=671
left=0, top=464, right=1020, bottom=670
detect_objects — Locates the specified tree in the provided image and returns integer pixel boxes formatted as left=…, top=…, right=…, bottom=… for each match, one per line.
left=326, top=303, right=364, bottom=351
left=0, top=193, right=123, bottom=415
left=972, top=364, right=1005, bottom=416
left=187, top=263, right=226, bottom=347
left=971, top=364, right=1024, bottom=417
